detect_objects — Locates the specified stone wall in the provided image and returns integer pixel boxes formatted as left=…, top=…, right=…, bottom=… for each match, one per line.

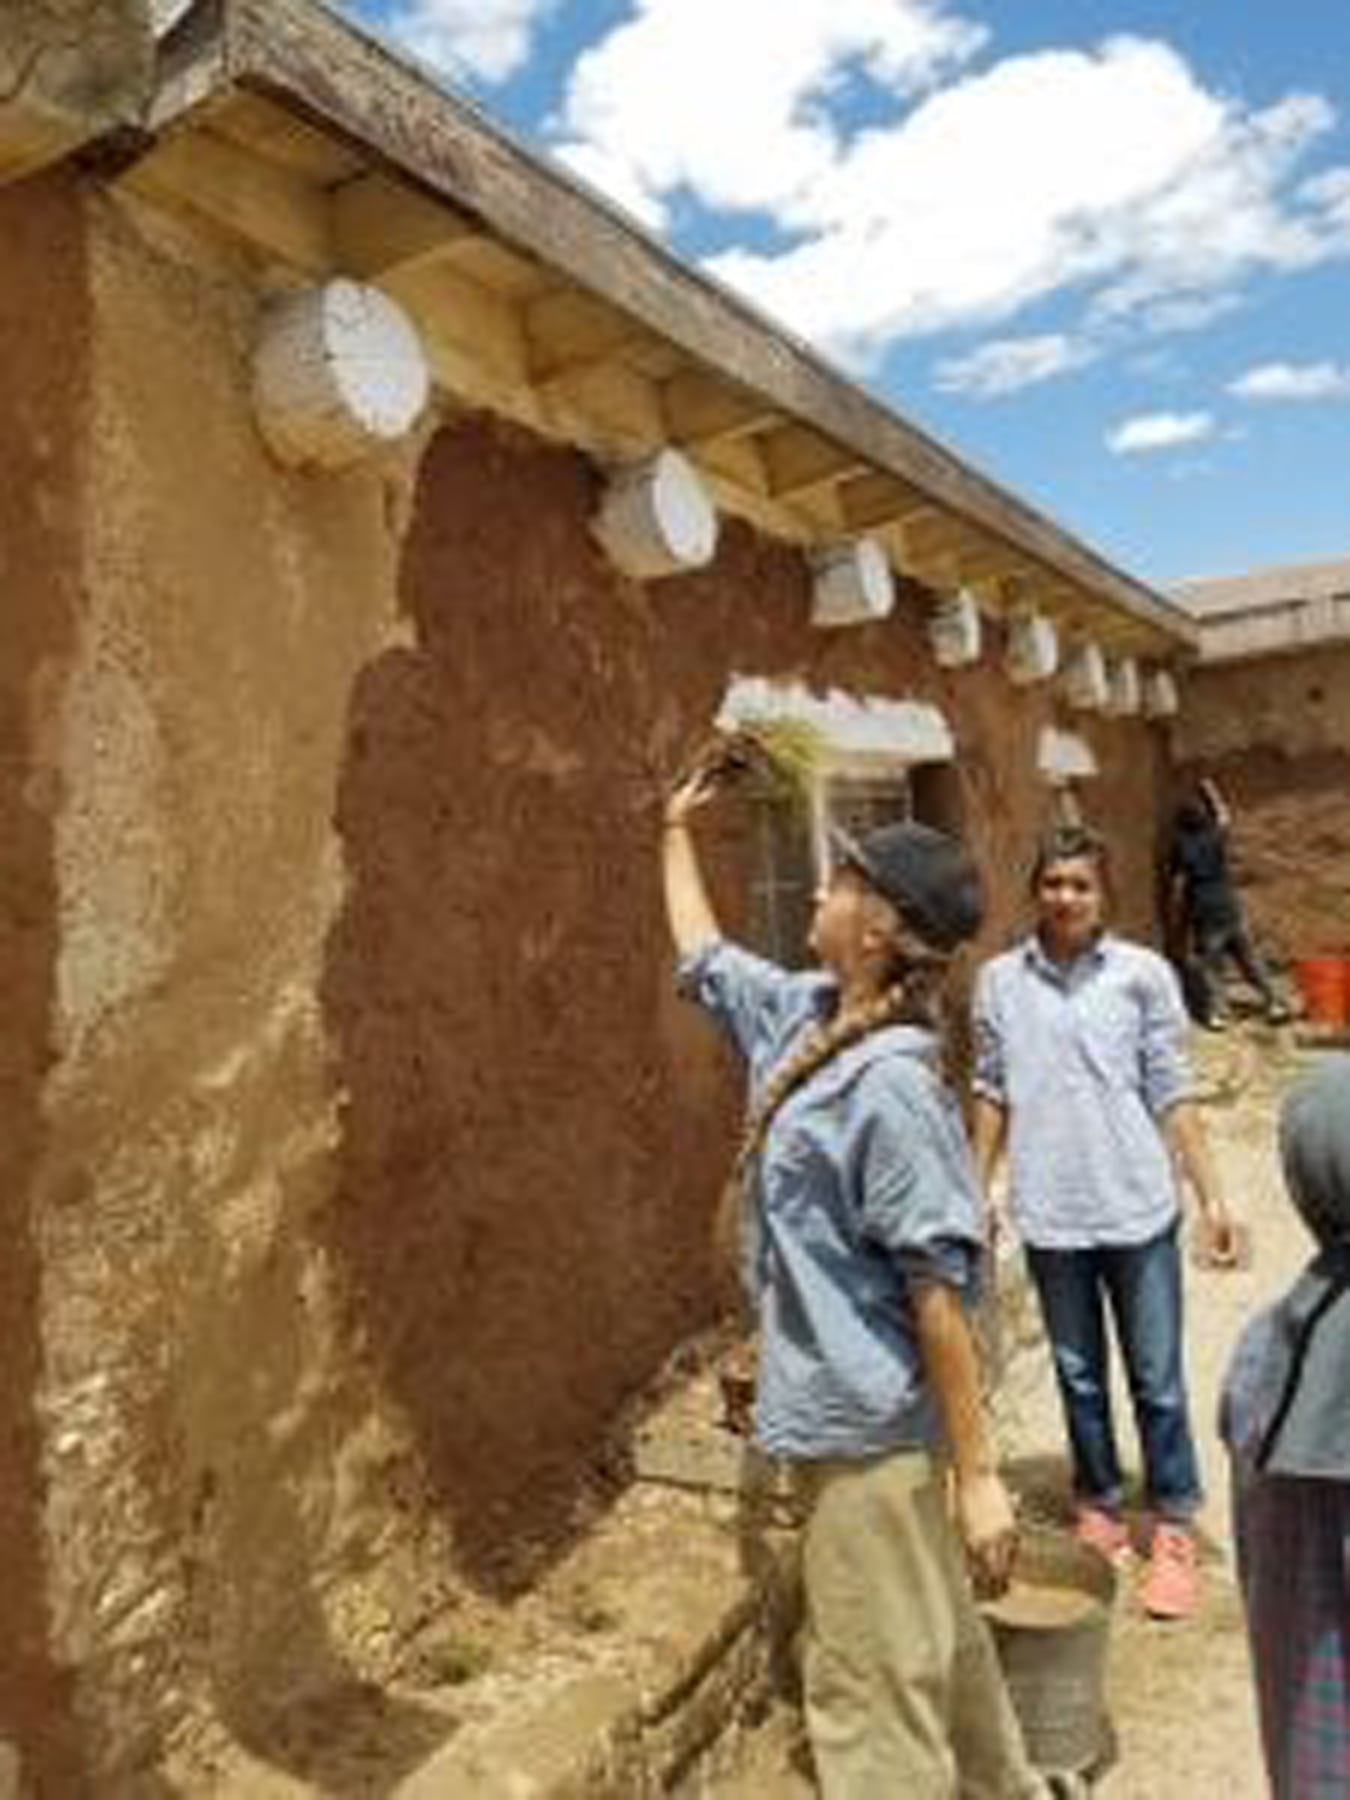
left=2, top=171, right=1171, bottom=1788
left=1174, top=645, right=1350, bottom=962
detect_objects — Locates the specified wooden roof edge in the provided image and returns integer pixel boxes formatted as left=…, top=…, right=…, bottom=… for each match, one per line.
left=150, top=0, right=1196, bottom=655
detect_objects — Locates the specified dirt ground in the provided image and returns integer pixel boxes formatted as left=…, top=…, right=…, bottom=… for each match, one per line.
left=706, top=1021, right=1325, bottom=1800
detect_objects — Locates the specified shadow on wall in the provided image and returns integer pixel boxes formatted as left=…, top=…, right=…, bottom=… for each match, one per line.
left=0, top=173, right=99, bottom=1796
left=319, top=419, right=736, bottom=1597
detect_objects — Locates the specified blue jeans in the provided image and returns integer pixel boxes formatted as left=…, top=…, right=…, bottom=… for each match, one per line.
left=1025, top=1222, right=1203, bottom=1521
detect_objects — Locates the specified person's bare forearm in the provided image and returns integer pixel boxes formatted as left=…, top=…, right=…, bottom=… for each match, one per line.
left=971, top=1095, right=1008, bottom=1196
left=1164, top=1100, right=1227, bottom=1220
left=662, top=816, right=720, bottom=958
left=913, top=1279, right=1017, bottom=1591
left=913, top=1281, right=996, bottom=1481
left=1199, top=776, right=1231, bottom=830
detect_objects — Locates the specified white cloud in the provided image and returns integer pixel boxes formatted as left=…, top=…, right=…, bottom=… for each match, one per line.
left=1106, top=410, right=1216, bottom=455
left=367, top=0, right=556, bottom=83
left=1229, top=360, right=1350, bottom=401
left=933, top=333, right=1094, bottom=396
left=1298, top=166, right=1350, bottom=239
left=555, top=139, right=671, bottom=232
left=549, top=18, right=1349, bottom=366
left=551, top=0, right=987, bottom=226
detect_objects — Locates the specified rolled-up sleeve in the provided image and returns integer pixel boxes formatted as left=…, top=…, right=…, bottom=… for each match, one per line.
left=1138, top=958, right=1192, bottom=1117
left=676, top=938, right=797, bottom=1063
left=854, top=1080, right=981, bottom=1294
left=971, top=965, right=1007, bottom=1106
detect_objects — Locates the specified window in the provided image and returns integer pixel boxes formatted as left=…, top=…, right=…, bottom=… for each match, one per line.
left=745, top=760, right=958, bottom=966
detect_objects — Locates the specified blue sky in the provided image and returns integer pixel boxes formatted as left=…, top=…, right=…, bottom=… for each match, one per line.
left=342, top=1, right=1350, bottom=586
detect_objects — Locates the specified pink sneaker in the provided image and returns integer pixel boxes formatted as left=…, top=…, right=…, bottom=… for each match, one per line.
left=1140, top=1523, right=1200, bottom=1619
left=1074, top=1504, right=1130, bottom=1562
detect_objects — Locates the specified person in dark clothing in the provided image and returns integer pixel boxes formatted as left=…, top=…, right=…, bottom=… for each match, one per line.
left=1168, top=778, right=1288, bottom=1028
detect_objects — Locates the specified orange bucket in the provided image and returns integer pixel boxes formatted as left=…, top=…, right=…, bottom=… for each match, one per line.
left=1293, top=957, right=1350, bottom=1026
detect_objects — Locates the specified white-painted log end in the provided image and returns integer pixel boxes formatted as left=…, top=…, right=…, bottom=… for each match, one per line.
left=928, top=589, right=983, bottom=669
left=253, top=280, right=431, bottom=470
left=1106, top=656, right=1142, bottom=716
left=810, top=538, right=895, bottom=629
left=593, top=449, right=718, bottom=580
left=1039, top=725, right=1099, bottom=785
left=1005, top=609, right=1060, bottom=686
left=1143, top=668, right=1181, bottom=719
left=1062, top=641, right=1109, bottom=712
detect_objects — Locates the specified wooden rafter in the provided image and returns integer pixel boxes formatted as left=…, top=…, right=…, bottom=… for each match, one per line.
left=119, top=124, right=333, bottom=271
left=331, top=171, right=482, bottom=280
left=132, top=0, right=1197, bottom=655
left=757, top=424, right=867, bottom=499
left=663, top=370, right=779, bottom=446
left=525, top=289, right=650, bottom=381
left=836, top=472, right=932, bottom=531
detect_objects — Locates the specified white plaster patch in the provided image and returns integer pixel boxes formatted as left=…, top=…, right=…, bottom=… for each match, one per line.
left=717, top=676, right=954, bottom=764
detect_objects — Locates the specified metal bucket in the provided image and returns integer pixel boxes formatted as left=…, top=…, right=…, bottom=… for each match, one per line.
left=982, top=1528, right=1117, bottom=1777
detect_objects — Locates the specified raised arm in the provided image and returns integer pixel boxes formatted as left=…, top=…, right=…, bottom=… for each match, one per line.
left=1198, top=776, right=1231, bottom=832
left=661, top=771, right=722, bottom=959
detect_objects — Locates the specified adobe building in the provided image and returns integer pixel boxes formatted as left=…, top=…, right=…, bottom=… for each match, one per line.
left=1171, top=559, right=1350, bottom=964
left=1, top=1, right=1200, bottom=1787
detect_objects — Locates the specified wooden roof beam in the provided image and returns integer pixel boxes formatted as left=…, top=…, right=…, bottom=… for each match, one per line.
left=835, top=472, right=932, bottom=531
left=525, top=288, right=652, bottom=381
left=331, top=171, right=485, bottom=280
left=118, top=125, right=334, bottom=273
left=757, top=424, right=868, bottom=499
left=663, top=371, right=780, bottom=447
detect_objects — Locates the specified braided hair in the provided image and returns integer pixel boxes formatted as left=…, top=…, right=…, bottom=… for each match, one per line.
left=734, top=949, right=951, bottom=1179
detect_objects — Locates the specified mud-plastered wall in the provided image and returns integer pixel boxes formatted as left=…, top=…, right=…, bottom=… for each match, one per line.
left=17, top=179, right=1171, bottom=1787
left=1175, top=647, right=1350, bottom=959
left=0, top=170, right=90, bottom=1797
left=25, top=186, right=440, bottom=1790
left=323, top=410, right=1171, bottom=1605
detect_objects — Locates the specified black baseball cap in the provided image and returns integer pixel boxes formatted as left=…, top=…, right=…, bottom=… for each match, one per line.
left=830, top=820, right=984, bottom=953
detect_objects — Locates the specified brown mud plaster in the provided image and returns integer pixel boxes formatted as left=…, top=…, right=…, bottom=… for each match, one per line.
left=26, top=184, right=428, bottom=1789
left=1177, top=647, right=1350, bottom=960
left=0, top=170, right=91, bottom=1795
left=321, top=411, right=1170, bottom=1605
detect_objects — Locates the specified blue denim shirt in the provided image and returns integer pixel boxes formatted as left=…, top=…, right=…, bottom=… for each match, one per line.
left=678, top=939, right=982, bottom=1461
left=972, top=933, right=1192, bottom=1249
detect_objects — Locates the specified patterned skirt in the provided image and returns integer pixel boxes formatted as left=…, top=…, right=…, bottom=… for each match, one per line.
left=1234, top=1475, right=1350, bottom=1799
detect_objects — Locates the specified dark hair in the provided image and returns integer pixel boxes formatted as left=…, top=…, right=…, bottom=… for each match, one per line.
left=1028, top=824, right=1113, bottom=897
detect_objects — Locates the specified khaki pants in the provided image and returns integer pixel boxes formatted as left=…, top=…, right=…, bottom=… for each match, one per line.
left=796, top=1450, right=1045, bottom=1800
